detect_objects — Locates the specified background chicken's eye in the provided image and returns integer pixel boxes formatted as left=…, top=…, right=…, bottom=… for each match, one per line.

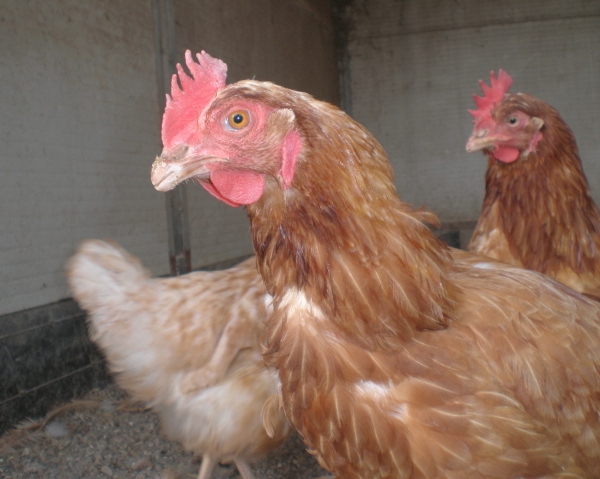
left=226, top=111, right=250, bottom=130
left=508, top=116, right=518, bottom=125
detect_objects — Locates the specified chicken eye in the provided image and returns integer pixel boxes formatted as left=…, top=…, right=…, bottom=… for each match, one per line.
left=226, top=110, right=250, bottom=130
left=507, top=116, right=518, bottom=125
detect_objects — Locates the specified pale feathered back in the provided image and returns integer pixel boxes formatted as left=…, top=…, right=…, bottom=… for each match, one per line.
left=66, top=240, right=290, bottom=479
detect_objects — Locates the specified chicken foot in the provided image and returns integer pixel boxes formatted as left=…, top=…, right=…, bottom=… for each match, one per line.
left=196, top=454, right=256, bottom=479
left=197, top=454, right=216, bottom=479
left=234, top=459, right=257, bottom=479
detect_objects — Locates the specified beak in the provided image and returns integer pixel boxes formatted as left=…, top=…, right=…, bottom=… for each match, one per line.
left=465, top=130, right=509, bottom=153
left=466, top=134, right=494, bottom=153
left=151, top=145, right=227, bottom=192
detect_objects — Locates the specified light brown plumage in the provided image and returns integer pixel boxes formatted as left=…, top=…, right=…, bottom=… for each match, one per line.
left=152, top=51, right=600, bottom=478
left=66, top=240, right=290, bottom=479
left=466, top=71, right=600, bottom=300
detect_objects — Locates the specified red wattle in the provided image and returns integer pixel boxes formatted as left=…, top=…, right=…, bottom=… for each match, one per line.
left=201, top=169, right=265, bottom=207
left=493, top=146, right=520, bottom=163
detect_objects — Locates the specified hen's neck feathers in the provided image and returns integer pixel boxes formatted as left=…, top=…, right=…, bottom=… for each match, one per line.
left=245, top=92, right=457, bottom=352
left=482, top=94, right=600, bottom=276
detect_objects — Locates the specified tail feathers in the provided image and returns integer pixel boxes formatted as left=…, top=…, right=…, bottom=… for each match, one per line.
left=66, top=239, right=151, bottom=312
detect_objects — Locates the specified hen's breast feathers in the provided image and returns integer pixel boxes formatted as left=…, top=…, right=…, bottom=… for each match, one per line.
left=267, top=248, right=600, bottom=477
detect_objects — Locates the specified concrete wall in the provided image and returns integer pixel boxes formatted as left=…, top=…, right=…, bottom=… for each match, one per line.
left=344, top=0, right=600, bottom=223
left=0, top=0, right=339, bottom=317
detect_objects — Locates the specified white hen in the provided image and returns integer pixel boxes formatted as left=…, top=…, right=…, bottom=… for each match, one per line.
left=66, top=240, right=290, bottom=479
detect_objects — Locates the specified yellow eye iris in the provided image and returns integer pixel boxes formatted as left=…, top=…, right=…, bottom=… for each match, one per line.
left=227, top=110, right=250, bottom=130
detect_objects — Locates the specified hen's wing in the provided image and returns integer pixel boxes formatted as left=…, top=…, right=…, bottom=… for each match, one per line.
left=554, top=268, right=600, bottom=302
left=67, top=242, right=265, bottom=397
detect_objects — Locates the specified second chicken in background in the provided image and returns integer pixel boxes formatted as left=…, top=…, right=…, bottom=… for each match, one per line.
left=466, top=69, right=600, bottom=299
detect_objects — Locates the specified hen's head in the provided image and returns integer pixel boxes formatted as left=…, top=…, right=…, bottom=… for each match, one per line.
left=466, top=70, right=545, bottom=163
left=151, top=50, right=302, bottom=207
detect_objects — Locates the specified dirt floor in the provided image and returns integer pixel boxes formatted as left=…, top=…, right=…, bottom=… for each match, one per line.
left=0, top=382, right=328, bottom=479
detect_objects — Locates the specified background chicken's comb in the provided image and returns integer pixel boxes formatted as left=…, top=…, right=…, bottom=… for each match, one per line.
left=161, top=50, right=228, bottom=149
left=468, top=70, right=513, bottom=125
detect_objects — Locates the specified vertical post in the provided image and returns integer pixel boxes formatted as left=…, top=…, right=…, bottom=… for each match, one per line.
left=152, top=0, right=191, bottom=276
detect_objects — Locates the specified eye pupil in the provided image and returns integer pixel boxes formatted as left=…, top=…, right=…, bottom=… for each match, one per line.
left=509, top=117, right=517, bottom=124
left=226, top=110, right=249, bottom=130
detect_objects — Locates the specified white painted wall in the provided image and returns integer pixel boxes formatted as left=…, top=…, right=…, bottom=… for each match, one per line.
left=345, top=0, right=600, bottom=222
left=1, top=1, right=165, bottom=316
left=0, top=0, right=339, bottom=316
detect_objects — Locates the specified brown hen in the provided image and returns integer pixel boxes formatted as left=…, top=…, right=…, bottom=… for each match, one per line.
left=66, top=239, right=290, bottom=479
left=152, top=51, right=600, bottom=478
left=466, top=70, right=600, bottom=299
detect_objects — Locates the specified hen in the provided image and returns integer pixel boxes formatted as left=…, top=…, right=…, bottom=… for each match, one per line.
left=152, top=51, right=600, bottom=478
left=466, top=70, right=600, bottom=299
left=66, top=240, right=290, bottom=479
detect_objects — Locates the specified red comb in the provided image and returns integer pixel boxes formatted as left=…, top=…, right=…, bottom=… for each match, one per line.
left=161, top=50, right=228, bottom=149
left=468, top=70, right=513, bottom=126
